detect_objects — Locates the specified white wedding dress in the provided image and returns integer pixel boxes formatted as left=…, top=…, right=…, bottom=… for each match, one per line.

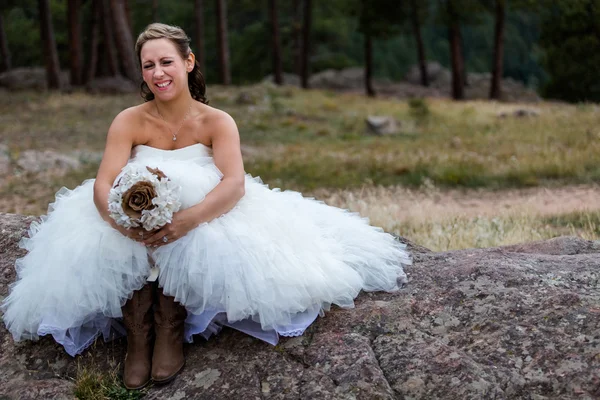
left=1, top=143, right=411, bottom=356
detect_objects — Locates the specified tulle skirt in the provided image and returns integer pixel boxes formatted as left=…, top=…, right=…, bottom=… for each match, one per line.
left=1, top=153, right=411, bottom=356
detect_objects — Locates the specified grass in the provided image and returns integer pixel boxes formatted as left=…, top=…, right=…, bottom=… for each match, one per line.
left=73, top=365, right=147, bottom=400
left=317, top=184, right=600, bottom=251
left=2, top=86, right=600, bottom=193
left=0, top=85, right=599, bottom=250
left=542, top=210, right=600, bottom=236
left=395, top=213, right=596, bottom=252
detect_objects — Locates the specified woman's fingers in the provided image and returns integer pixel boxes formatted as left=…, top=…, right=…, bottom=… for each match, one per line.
left=143, top=229, right=169, bottom=247
left=124, top=227, right=148, bottom=242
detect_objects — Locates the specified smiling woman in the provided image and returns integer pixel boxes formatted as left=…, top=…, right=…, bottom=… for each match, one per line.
left=0, top=23, right=411, bottom=392
left=136, top=24, right=208, bottom=105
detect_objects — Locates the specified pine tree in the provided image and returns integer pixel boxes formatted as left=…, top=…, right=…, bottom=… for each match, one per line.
left=215, top=0, right=231, bottom=85
left=111, top=0, right=138, bottom=82
left=38, top=0, right=61, bottom=89
left=194, top=0, right=205, bottom=74
left=0, top=13, right=10, bottom=73
left=67, top=0, right=83, bottom=86
left=300, top=0, right=312, bottom=88
left=268, top=0, right=283, bottom=85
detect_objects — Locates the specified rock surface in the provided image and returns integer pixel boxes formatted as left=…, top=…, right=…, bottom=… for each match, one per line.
left=85, top=76, right=137, bottom=94
left=264, top=65, right=539, bottom=102
left=0, top=144, right=10, bottom=176
left=15, top=150, right=81, bottom=173
left=0, top=212, right=599, bottom=399
left=365, top=116, right=400, bottom=136
left=0, top=67, right=70, bottom=91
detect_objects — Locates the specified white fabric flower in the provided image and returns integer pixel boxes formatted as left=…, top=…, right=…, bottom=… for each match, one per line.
left=108, top=165, right=182, bottom=231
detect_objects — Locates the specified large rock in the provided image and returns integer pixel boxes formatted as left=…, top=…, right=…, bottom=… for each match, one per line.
left=16, top=150, right=81, bottom=173
left=0, top=68, right=69, bottom=91
left=402, top=63, right=540, bottom=102
left=309, top=67, right=365, bottom=90
left=0, top=213, right=598, bottom=399
left=86, top=76, right=137, bottom=94
left=404, top=62, right=450, bottom=86
left=0, top=144, right=10, bottom=176
left=262, top=73, right=302, bottom=87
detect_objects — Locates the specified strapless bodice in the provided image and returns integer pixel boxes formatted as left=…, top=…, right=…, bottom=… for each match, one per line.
left=130, top=143, right=213, bottom=161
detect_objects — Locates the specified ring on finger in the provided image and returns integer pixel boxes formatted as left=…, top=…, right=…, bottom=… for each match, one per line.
left=162, top=236, right=168, bottom=243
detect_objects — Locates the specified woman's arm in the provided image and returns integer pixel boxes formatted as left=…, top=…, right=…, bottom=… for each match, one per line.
left=186, top=112, right=246, bottom=222
left=144, top=112, right=245, bottom=246
left=93, top=109, right=145, bottom=239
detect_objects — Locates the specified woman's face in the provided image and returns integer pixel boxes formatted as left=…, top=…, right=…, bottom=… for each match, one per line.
left=140, top=38, right=193, bottom=101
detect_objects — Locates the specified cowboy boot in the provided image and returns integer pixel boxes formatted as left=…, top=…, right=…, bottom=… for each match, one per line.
left=151, top=287, right=187, bottom=384
left=121, top=283, right=154, bottom=390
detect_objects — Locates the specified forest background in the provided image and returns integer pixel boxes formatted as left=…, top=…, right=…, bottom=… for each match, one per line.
left=4, top=0, right=600, bottom=101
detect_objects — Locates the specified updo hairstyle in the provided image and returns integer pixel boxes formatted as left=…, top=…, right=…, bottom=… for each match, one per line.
left=135, top=23, right=208, bottom=104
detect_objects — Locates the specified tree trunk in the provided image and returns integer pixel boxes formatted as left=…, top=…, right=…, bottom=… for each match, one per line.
left=449, top=22, right=464, bottom=99
left=365, top=34, right=375, bottom=97
left=38, top=0, right=61, bottom=89
left=152, top=0, right=159, bottom=22
left=447, top=1, right=464, bottom=100
left=269, top=0, right=283, bottom=85
left=85, top=0, right=101, bottom=83
left=67, top=0, right=83, bottom=86
left=459, top=27, right=468, bottom=87
left=111, top=0, right=138, bottom=82
left=409, top=0, right=428, bottom=86
left=0, top=13, right=11, bottom=73
left=300, top=0, right=312, bottom=89
left=215, top=0, right=231, bottom=85
left=194, top=0, right=205, bottom=74
left=293, top=0, right=302, bottom=76
left=101, top=0, right=119, bottom=76
left=489, top=0, right=505, bottom=100
left=124, top=0, right=132, bottom=34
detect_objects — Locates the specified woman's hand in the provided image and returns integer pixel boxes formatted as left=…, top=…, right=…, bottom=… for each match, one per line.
left=110, top=221, right=148, bottom=243
left=142, top=208, right=198, bottom=248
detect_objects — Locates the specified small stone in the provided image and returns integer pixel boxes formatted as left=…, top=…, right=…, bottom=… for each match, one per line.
left=365, top=116, right=399, bottom=135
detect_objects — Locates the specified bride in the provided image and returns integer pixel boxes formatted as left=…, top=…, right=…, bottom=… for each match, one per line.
left=1, top=23, right=411, bottom=390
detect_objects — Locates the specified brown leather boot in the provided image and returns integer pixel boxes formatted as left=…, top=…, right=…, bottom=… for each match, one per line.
left=121, top=283, right=154, bottom=390
left=151, top=287, right=187, bottom=384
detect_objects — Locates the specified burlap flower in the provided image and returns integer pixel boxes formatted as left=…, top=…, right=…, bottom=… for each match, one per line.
left=146, top=166, right=167, bottom=180
left=121, top=181, right=157, bottom=219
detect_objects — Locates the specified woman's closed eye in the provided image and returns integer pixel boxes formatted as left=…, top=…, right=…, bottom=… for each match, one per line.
left=143, top=61, right=171, bottom=69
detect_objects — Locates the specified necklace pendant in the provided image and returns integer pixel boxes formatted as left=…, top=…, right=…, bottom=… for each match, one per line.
left=172, top=136, right=177, bottom=141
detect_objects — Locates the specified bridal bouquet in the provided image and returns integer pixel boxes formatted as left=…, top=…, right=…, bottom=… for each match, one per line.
left=108, top=165, right=182, bottom=231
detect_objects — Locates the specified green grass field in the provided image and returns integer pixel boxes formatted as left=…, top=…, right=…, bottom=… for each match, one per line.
left=1, top=84, right=599, bottom=252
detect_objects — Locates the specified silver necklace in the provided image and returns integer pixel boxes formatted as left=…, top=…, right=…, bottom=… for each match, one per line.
left=155, top=102, right=192, bottom=141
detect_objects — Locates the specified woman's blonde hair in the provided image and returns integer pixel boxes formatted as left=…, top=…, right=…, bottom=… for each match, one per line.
left=135, top=23, right=208, bottom=104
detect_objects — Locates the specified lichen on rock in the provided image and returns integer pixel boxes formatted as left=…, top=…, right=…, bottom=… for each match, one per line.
left=0, top=212, right=598, bottom=399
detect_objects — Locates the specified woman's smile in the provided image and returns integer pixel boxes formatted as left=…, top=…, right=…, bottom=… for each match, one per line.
left=155, top=80, right=172, bottom=91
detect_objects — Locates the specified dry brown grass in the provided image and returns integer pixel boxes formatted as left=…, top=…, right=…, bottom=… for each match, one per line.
left=1, top=87, right=599, bottom=250
left=316, top=183, right=600, bottom=251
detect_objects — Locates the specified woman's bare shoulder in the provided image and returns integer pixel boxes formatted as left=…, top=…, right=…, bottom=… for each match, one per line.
left=111, top=103, right=151, bottom=126
left=107, top=103, right=153, bottom=143
left=199, top=104, right=237, bottom=130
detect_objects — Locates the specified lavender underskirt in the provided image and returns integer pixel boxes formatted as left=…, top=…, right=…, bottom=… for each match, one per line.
left=38, top=306, right=320, bottom=357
